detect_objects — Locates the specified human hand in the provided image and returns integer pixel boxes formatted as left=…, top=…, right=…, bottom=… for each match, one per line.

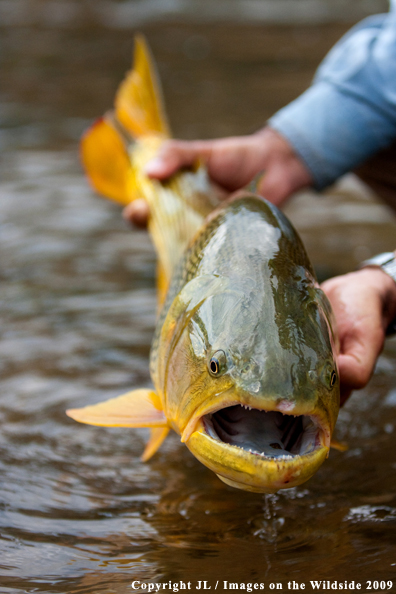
left=123, top=127, right=312, bottom=227
left=321, top=267, right=396, bottom=405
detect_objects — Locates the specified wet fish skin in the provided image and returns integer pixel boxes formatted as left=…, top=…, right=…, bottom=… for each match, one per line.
left=151, top=193, right=339, bottom=491
left=66, top=36, right=339, bottom=493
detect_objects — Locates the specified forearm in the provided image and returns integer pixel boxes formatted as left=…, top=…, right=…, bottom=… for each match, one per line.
left=269, top=10, right=396, bottom=190
left=269, top=82, right=396, bottom=190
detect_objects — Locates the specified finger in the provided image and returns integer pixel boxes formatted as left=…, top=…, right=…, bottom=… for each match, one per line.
left=257, top=167, right=293, bottom=207
left=257, top=153, right=312, bottom=206
left=144, top=140, right=213, bottom=179
left=338, top=352, right=373, bottom=391
left=337, top=328, right=384, bottom=391
left=123, top=199, right=150, bottom=229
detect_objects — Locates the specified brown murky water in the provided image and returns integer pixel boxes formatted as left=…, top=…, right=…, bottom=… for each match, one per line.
left=1, top=2, right=396, bottom=592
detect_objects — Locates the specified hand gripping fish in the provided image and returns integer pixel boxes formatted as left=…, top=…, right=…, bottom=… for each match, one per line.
left=67, top=37, right=340, bottom=493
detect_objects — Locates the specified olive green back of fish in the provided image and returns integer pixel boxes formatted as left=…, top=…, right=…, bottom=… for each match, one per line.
left=151, top=195, right=339, bottom=441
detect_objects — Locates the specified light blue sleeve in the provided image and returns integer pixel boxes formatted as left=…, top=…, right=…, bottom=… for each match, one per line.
left=268, top=1, right=396, bottom=190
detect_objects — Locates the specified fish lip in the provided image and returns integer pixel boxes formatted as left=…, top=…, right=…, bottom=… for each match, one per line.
left=191, top=401, right=330, bottom=461
left=185, top=405, right=330, bottom=492
left=180, top=387, right=237, bottom=443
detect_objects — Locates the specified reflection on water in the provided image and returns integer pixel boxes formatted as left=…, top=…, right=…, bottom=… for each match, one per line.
left=1, top=2, right=396, bottom=591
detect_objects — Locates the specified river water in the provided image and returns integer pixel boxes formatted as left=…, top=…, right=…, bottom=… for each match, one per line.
left=1, top=1, right=396, bottom=592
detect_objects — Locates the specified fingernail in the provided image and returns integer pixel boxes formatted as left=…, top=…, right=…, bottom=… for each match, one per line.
left=144, top=158, right=164, bottom=175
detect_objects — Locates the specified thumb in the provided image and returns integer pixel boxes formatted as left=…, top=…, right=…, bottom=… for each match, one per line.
left=145, top=140, right=212, bottom=179
left=337, top=326, right=384, bottom=393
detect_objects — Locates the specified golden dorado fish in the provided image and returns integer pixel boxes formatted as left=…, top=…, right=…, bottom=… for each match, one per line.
left=67, top=36, right=340, bottom=493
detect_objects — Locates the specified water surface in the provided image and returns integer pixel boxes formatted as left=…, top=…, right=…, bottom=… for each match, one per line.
left=1, top=3, right=396, bottom=592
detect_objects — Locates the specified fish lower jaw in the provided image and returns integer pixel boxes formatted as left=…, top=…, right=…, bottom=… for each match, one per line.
left=184, top=404, right=330, bottom=493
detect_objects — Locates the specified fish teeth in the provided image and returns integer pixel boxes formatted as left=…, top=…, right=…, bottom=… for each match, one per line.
left=233, top=444, right=298, bottom=460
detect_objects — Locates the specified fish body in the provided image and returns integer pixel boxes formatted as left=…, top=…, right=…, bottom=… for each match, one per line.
left=67, top=37, right=340, bottom=493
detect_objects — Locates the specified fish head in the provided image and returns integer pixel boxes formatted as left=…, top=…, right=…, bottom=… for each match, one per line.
left=158, top=265, right=339, bottom=493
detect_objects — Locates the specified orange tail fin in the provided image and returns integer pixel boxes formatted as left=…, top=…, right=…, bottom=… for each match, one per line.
left=80, top=35, right=170, bottom=205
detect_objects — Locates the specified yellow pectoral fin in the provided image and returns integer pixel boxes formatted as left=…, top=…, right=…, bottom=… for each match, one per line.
left=141, top=427, right=170, bottom=462
left=66, top=389, right=168, bottom=428
left=330, top=438, right=348, bottom=452
left=80, top=116, right=131, bottom=206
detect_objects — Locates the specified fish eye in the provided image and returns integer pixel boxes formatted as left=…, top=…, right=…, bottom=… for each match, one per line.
left=330, top=369, right=337, bottom=388
left=208, top=350, right=227, bottom=377
left=210, top=358, right=219, bottom=374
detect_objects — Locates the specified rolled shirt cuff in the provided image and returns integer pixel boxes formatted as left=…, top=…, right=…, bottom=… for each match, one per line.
left=268, top=81, right=396, bottom=190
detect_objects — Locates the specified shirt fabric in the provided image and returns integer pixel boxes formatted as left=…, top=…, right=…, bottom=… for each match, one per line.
left=268, top=0, right=396, bottom=190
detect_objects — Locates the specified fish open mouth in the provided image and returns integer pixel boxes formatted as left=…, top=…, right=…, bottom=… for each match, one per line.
left=202, top=404, right=322, bottom=459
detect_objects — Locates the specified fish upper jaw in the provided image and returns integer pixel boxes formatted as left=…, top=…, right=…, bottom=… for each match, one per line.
left=179, top=388, right=237, bottom=443
left=180, top=393, right=330, bottom=449
left=203, top=406, right=328, bottom=456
